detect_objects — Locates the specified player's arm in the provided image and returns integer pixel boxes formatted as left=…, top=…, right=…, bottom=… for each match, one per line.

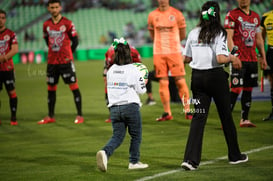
left=70, top=35, right=78, bottom=53
left=1, top=44, right=18, bottom=62
left=184, top=56, right=192, bottom=63
left=226, top=28, right=241, bottom=68
left=0, top=44, right=18, bottom=62
left=261, top=26, right=266, bottom=43
left=148, top=29, right=154, bottom=41
left=256, top=31, right=267, bottom=70
left=147, top=14, right=154, bottom=41
left=179, top=27, right=186, bottom=41
left=261, top=16, right=266, bottom=44
left=44, top=33, right=49, bottom=47
left=226, top=29, right=235, bottom=51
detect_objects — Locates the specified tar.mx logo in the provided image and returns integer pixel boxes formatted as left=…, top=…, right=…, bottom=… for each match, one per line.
left=181, top=94, right=201, bottom=106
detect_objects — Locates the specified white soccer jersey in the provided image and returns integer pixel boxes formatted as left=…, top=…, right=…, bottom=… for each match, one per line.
left=107, top=64, right=146, bottom=107
left=184, top=27, right=229, bottom=70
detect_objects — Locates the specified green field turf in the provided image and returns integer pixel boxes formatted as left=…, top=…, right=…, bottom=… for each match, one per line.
left=1, top=59, right=273, bottom=181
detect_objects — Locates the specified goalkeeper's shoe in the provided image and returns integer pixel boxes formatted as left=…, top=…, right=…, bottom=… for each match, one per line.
left=156, top=112, right=173, bottom=122
left=74, top=116, right=84, bottom=124
left=263, top=113, right=273, bottom=121
left=185, top=112, right=193, bottom=120
left=38, top=116, right=56, bottom=124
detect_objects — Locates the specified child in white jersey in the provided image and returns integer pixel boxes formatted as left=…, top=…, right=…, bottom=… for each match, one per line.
left=96, top=38, right=148, bottom=172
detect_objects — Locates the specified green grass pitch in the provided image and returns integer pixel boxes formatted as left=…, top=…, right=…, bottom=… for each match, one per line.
left=0, top=59, right=273, bottom=181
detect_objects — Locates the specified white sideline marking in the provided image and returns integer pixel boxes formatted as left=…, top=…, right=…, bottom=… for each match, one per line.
left=135, top=145, right=273, bottom=181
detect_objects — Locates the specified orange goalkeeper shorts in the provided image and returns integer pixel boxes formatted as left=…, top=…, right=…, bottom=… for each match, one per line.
left=153, top=53, right=185, bottom=78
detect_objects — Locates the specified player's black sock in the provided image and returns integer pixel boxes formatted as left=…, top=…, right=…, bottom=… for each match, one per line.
left=72, top=89, right=82, bottom=116
left=241, top=90, right=252, bottom=120
left=230, top=92, right=239, bottom=111
left=271, top=89, right=273, bottom=113
left=9, top=97, right=17, bottom=121
left=48, top=90, right=56, bottom=118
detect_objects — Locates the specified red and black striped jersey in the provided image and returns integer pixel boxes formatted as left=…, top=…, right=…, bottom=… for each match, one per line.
left=224, top=8, right=261, bottom=62
left=0, top=28, right=18, bottom=71
left=43, top=16, right=77, bottom=64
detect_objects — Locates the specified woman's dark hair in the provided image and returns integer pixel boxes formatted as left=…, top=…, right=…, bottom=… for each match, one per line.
left=197, top=1, right=227, bottom=44
left=113, top=43, right=132, bottom=65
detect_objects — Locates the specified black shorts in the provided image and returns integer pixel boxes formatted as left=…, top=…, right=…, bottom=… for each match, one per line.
left=264, top=46, right=273, bottom=76
left=230, top=61, right=258, bottom=88
left=0, top=70, right=16, bottom=91
left=47, top=62, right=77, bottom=85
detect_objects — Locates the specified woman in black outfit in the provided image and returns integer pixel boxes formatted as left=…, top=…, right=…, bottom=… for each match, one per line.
left=181, top=1, right=248, bottom=171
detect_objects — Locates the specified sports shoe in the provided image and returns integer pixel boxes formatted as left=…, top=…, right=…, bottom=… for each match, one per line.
left=38, top=116, right=56, bottom=124
left=74, top=116, right=84, bottom=124
left=96, top=150, right=108, bottom=172
left=10, top=121, right=18, bottom=126
left=185, top=112, right=193, bottom=120
left=181, top=160, right=198, bottom=171
left=128, top=162, right=149, bottom=170
left=105, top=118, right=111, bottom=123
left=239, top=119, right=256, bottom=127
left=156, top=112, right=173, bottom=121
left=229, top=154, right=248, bottom=164
left=146, top=98, right=156, bottom=106
left=263, top=113, right=273, bottom=121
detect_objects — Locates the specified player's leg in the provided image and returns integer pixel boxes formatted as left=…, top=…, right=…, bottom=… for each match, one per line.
left=154, top=55, right=172, bottom=121
left=240, top=62, right=258, bottom=127
left=230, top=66, right=244, bottom=111
left=263, top=73, right=273, bottom=121
left=0, top=73, right=3, bottom=125
left=174, top=76, right=192, bottom=119
left=69, top=82, right=83, bottom=123
left=169, top=76, right=181, bottom=103
left=47, top=84, right=57, bottom=118
left=240, top=87, right=255, bottom=127
left=4, top=71, right=17, bottom=125
left=38, top=64, right=58, bottom=124
left=230, top=87, right=242, bottom=111
left=169, top=53, right=192, bottom=119
left=62, top=62, right=83, bottom=124
left=7, top=89, right=17, bottom=125
left=263, top=48, right=273, bottom=121
left=146, top=70, right=157, bottom=105
left=157, top=77, right=172, bottom=121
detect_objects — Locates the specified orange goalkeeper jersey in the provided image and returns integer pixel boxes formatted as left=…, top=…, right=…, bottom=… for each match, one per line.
left=147, top=6, right=186, bottom=55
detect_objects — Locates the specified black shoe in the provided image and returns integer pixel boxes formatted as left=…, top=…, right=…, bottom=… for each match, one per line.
left=263, top=113, right=273, bottom=121
left=146, top=98, right=156, bottom=105
left=181, top=160, right=198, bottom=171
left=229, top=154, right=248, bottom=164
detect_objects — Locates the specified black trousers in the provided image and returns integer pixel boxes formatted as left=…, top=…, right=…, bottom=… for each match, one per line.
left=183, top=68, right=241, bottom=165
